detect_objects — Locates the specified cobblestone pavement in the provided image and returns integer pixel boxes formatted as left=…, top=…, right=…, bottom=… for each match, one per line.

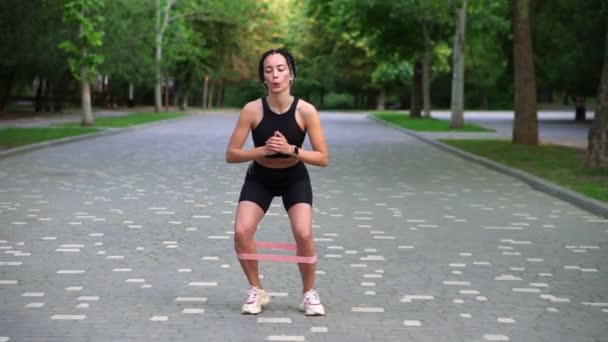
left=0, top=112, right=606, bottom=342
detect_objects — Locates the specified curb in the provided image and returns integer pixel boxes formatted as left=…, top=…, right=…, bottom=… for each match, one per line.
left=0, top=115, right=192, bottom=159
left=368, top=114, right=608, bottom=219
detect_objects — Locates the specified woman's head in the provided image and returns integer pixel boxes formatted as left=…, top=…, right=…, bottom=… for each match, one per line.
left=258, top=48, right=296, bottom=91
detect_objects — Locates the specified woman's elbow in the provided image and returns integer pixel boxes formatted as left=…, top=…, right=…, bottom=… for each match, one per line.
left=225, top=151, right=235, bottom=163
left=319, top=154, right=329, bottom=167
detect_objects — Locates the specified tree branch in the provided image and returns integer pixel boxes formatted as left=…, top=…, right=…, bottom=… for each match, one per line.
left=168, top=11, right=198, bottom=22
left=160, top=0, right=176, bottom=36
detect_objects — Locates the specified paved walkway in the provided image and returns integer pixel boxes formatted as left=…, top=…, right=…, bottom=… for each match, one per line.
left=430, top=110, right=592, bottom=149
left=0, top=112, right=606, bottom=341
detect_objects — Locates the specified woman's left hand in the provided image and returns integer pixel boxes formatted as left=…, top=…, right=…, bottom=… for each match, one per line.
left=265, top=131, right=291, bottom=155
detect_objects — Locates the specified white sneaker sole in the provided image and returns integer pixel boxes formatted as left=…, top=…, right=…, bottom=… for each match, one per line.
left=241, top=306, right=262, bottom=315
left=242, top=295, right=270, bottom=315
left=299, top=304, right=325, bottom=316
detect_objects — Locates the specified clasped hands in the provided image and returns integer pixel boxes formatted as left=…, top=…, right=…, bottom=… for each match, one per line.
left=263, top=130, right=292, bottom=156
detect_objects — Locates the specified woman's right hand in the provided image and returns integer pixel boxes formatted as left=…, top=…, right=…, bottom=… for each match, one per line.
left=258, top=145, right=275, bottom=158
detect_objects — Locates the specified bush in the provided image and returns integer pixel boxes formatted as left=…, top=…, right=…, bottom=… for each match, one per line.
left=223, top=80, right=266, bottom=107
left=323, top=93, right=354, bottom=110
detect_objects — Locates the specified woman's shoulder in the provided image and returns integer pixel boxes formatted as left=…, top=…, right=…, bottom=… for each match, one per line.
left=295, top=98, right=318, bottom=116
left=241, top=98, right=263, bottom=116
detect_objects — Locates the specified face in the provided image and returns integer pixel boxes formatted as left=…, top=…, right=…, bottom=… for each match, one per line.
left=263, top=53, right=292, bottom=93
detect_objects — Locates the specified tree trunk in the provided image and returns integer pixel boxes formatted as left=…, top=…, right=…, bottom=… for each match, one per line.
left=80, top=66, right=94, bottom=126
left=80, top=11, right=93, bottom=126
left=376, top=89, right=386, bottom=110
left=575, top=96, right=586, bottom=121
left=39, top=78, right=48, bottom=112
left=35, top=76, right=44, bottom=112
left=155, top=37, right=163, bottom=112
left=422, top=25, right=432, bottom=118
left=366, top=92, right=375, bottom=108
left=481, top=90, right=489, bottom=109
left=512, top=0, right=538, bottom=145
left=154, top=0, right=163, bottom=113
left=202, top=75, right=209, bottom=109
left=586, top=22, right=608, bottom=169
left=216, top=78, right=223, bottom=108
left=422, top=42, right=432, bottom=118
left=410, top=60, right=423, bottom=117
left=164, top=74, right=169, bottom=112
left=52, top=72, right=70, bottom=112
left=180, top=95, right=188, bottom=110
left=0, top=68, right=16, bottom=112
left=450, top=0, right=467, bottom=128
left=44, top=80, right=52, bottom=112
left=102, top=74, right=108, bottom=107
left=320, top=89, right=325, bottom=108
left=128, top=82, right=135, bottom=107
left=208, top=78, right=215, bottom=109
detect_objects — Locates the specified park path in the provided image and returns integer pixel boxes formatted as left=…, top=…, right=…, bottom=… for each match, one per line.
left=0, top=112, right=606, bottom=341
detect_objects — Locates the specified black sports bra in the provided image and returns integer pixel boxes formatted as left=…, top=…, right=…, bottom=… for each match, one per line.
left=252, top=97, right=306, bottom=158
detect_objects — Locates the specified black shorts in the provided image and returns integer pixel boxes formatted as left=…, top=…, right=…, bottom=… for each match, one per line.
left=238, top=161, right=313, bottom=212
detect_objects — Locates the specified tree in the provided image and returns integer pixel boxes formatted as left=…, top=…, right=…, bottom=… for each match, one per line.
left=154, top=0, right=178, bottom=112
left=371, top=58, right=413, bottom=109
left=1, top=0, right=74, bottom=113
left=511, top=0, right=538, bottom=145
left=59, top=0, right=105, bottom=126
left=465, top=1, right=510, bottom=110
left=586, top=20, right=608, bottom=169
left=100, top=0, right=156, bottom=107
left=534, top=0, right=605, bottom=121
left=450, top=0, right=467, bottom=128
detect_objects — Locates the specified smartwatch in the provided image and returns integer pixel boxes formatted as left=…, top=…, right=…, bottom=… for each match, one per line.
left=293, top=145, right=299, bottom=156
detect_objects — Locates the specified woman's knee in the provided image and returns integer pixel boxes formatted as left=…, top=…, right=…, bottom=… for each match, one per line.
left=234, top=222, right=256, bottom=243
left=293, top=228, right=313, bottom=244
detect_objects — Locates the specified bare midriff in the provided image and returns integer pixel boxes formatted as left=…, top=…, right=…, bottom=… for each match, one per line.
left=254, top=156, right=299, bottom=169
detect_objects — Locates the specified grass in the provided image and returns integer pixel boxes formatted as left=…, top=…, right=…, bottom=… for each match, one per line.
left=60, top=112, right=185, bottom=128
left=0, top=127, right=101, bottom=148
left=373, top=111, right=493, bottom=132
left=0, top=112, right=185, bottom=149
left=440, top=139, right=608, bottom=203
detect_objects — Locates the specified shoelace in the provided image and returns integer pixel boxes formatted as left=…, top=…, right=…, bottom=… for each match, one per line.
left=304, top=290, right=320, bottom=304
left=246, top=287, right=258, bottom=304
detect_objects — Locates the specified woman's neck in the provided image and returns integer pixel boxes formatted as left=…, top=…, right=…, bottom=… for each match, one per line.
left=266, top=92, right=293, bottom=113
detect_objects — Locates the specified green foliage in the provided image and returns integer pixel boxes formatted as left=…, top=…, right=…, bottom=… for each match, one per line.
left=100, top=0, right=156, bottom=88
left=221, top=80, right=265, bottom=108
left=324, top=93, right=355, bottom=109
left=0, top=127, right=100, bottom=147
left=321, top=0, right=455, bottom=108
left=463, top=0, right=510, bottom=109
left=373, top=112, right=492, bottom=132
left=59, top=0, right=105, bottom=81
left=441, top=139, right=608, bottom=202
left=61, top=112, right=184, bottom=127
left=3, top=0, right=605, bottom=113
left=371, top=58, right=413, bottom=87
left=294, top=0, right=375, bottom=99
left=160, top=0, right=279, bottom=102
left=1, top=0, right=72, bottom=97
left=534, top=0, right=606, bottom=98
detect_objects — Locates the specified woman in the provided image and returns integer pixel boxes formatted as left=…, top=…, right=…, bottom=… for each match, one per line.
left=225, top=48, right=328, bottom=315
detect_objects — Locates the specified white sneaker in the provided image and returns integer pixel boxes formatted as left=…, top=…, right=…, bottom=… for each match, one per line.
left=241, top=286, right=270, bottom=314
left=299, top=289, right=325, bottom=316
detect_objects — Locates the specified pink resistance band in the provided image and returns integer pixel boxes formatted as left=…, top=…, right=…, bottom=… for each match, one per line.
left=237, top=241, right=318, bottom=264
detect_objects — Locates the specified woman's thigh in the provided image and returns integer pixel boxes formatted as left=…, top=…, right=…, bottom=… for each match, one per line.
left=234, top=201, right=266, bottom=237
